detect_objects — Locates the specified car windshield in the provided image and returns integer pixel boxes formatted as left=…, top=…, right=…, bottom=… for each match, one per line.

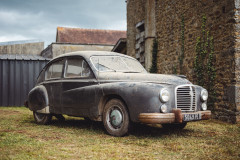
left=90, top=55, right=147, bottom=73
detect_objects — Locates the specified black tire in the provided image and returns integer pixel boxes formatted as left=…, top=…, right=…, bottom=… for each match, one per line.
left=33, top=111, right=52, bottom=125
left=162, top=123, right=187, bottom=130
left=103, top=99, right=130, bottom=137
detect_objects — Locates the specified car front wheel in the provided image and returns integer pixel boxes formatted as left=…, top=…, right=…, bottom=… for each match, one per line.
left=103, top=99, right=130, bottom=137
left=33, top=111, right=52, bottom=125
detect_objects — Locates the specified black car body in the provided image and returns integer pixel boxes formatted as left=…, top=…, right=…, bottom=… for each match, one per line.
left=27, top=51, right=211, bottom=136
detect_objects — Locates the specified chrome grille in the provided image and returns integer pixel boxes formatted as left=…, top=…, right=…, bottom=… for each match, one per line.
left=175, top=85, right=196, bottom=112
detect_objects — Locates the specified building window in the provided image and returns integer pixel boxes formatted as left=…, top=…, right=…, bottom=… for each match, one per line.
left=135, top=20, right=145, bottom=66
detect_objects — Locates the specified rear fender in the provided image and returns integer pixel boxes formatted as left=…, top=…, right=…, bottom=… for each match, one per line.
left=28, top=85, right=50, bottom=114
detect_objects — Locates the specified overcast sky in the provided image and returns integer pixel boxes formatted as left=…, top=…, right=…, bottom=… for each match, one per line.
left=0, top=0, right=127, bottom=47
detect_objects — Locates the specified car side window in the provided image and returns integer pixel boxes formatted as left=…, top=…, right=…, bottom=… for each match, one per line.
left=65, top=58, right=93, bottom=78
left=46, top=60, right=64, bottom=80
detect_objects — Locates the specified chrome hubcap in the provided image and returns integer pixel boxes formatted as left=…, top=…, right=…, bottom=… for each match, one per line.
left=110, top=108, right=123, bottom=128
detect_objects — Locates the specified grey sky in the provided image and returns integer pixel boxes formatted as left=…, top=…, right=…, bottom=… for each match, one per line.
left=0, top=0, right=127, bottom=47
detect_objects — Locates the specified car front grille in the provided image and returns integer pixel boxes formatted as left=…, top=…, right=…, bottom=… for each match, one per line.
left=175, top=85, right=196, bottom=112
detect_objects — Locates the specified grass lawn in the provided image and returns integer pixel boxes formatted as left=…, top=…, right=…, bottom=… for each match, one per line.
left=0, top=107, right=239, bottom=160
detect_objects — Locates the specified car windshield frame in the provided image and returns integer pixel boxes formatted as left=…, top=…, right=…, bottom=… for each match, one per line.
left=90, top=55, right=147, bottom=73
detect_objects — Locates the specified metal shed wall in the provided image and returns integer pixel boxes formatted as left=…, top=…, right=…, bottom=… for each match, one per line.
left=0, top=54, right=50, bottom=106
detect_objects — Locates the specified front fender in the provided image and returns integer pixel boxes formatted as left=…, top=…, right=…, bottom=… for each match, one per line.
left=28, top=85, right=49, bottom=111
left=101, top=82, right=166, bottom=122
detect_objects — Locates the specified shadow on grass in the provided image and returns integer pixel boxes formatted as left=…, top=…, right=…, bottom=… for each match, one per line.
left=31, top=118, right=196, bottom=138
left=130, top=123, right=195, bottom=138
left=51, top=118, right=105, bottom=134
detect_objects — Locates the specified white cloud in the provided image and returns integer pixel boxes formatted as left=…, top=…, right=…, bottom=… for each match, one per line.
left=0, top=35, right=32, bottom=42
left=0, top=10, right=44, bottom=26
left=104, top=20, right=127, bottom=30
left=0, top=0, right=127, bottom=48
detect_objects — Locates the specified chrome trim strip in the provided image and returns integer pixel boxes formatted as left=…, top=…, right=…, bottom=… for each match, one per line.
left=175, top=84, right=197, bottom=112
left=190, top=86, right=193, bottom=111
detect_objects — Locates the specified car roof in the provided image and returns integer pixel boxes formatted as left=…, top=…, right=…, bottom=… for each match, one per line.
left=53, top=51, right=131, bottom=61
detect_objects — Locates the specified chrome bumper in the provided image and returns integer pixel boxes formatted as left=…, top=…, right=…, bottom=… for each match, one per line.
left=138, top=109, right=211, bottom=124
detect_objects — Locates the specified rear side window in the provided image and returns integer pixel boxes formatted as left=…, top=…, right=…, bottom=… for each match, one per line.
left=46, top=60, right=64, bottom=80
left=65, top=58, right=93, bottom=78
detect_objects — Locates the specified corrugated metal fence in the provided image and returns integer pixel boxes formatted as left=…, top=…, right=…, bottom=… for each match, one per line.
left=0, top=54, right=50, bottom=106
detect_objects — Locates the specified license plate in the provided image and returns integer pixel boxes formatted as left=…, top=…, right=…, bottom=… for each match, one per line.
left=183, top=113, right=201, bottom=121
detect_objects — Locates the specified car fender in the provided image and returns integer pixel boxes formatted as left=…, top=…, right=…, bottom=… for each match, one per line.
left=28, top=85, right=49, bottom=112
left=100, top=82, right=164, bottom=122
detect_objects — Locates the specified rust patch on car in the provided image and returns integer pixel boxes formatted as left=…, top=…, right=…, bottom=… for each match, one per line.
left=172, top=109, right=183, bottom=123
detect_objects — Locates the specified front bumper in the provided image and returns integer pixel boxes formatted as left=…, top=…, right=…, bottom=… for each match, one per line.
left=138, top=109, right=211, bottom=124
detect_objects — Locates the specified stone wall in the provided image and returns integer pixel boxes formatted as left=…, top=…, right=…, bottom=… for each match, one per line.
left=127, top=0, right=156, bottom=70
left=127, top=0, right=145, bottom=58
left=0, top=42, right=44, bottom=55
left=155, top=0, right=239, bottom=123
left=234, top=0, right=240, bottom=122
left=127, top=0, right=240, bottom=123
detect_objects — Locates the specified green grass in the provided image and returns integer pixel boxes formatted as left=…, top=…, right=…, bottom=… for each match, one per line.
left=0, top=107, right=239, bottom=160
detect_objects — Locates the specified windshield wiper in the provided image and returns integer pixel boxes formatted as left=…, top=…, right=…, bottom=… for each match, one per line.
left=98, top=64, right=116, bottom=72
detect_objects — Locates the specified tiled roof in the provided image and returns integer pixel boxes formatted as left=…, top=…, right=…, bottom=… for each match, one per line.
left=56, top=27, right=126, bottom=45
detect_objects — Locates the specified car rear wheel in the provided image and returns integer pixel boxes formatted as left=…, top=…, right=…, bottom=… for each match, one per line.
left=33, top=111, right=52, bottom=125
left=161, top=123, right=187, bottom=130
left=103, top=99, right=130, bottom=137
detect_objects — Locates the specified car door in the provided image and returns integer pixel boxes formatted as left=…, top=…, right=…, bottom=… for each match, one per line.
left=44, top=59, right=65, bottom=114
left=61, top=57, right=98, bottom=117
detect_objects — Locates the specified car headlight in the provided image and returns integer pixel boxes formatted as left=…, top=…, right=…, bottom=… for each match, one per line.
left=160, top=88, right=170, bottom=103
left=201, top=103, right=207, bottom=111
left=201, top=89, right=208, bottom=101
left=160, top=104, right=168, bottom=113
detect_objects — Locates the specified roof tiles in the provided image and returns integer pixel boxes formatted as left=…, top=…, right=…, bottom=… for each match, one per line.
left=56, top=27, right=126, bottom=45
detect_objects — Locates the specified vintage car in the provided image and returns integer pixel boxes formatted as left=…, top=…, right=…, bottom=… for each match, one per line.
left=26, top=51, right=211, bottom=136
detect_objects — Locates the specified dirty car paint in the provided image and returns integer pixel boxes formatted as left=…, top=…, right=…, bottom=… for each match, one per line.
left=27, top=51, right=206, bottom=123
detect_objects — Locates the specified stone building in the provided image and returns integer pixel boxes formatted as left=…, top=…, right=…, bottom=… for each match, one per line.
left=127, top=0, right=240, bottom=123
left=0, top=40, right=44, bottom=55
left=41, top=27, right=126, bottom=58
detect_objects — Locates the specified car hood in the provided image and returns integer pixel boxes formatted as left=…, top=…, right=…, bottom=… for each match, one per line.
left=97, top=72, right=191, bottom=85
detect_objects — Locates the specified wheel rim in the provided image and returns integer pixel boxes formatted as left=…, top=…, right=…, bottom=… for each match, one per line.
left=107, top=106, right=123, bottom=129
left=34, top=112, right=45, bottom=122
